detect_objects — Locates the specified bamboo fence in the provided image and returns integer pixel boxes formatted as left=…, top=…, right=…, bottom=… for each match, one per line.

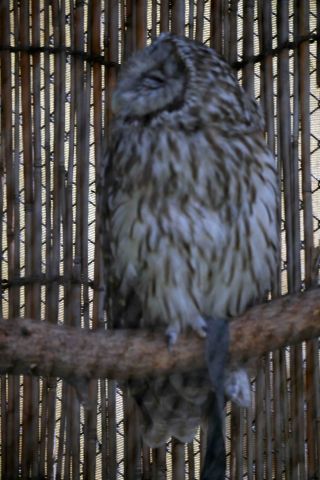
left=0, top=0, right=320, bottom=479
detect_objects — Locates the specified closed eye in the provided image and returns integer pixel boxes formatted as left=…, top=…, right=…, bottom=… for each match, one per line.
left=142, top=72, right=165, bottom=89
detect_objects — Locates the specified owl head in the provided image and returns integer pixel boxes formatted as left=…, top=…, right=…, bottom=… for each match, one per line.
left=111, top=33, right=263, bottom=133
left=111, top=33, right=192, bottom=118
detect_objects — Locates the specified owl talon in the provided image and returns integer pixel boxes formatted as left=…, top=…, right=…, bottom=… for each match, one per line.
left=166, top=327, right=179, bottom=351
left=194, top=316, right=207, bottom=338
left=196, top=326, right=207, bottom=338
left=224, top=368, right=251, bottom=407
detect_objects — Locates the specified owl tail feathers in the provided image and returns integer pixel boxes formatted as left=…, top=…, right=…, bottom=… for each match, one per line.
left=201, top=316, right=229, bottom=480
left=140, top=417, right=198, bottom=448
left=128, top=371, right=212, bottom=448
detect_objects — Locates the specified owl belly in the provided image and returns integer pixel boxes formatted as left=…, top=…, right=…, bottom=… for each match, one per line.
left=112, top=184, right=277, bottom=332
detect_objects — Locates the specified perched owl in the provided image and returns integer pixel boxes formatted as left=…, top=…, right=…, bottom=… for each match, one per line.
left=102, top=33, right=278, bottom=479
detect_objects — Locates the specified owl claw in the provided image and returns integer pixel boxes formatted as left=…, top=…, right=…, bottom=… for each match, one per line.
left=166, top=327, right=179, bottom=351
left=194, top=316, right=207, bottom=338
left=224, top=369, right=251, bottom=407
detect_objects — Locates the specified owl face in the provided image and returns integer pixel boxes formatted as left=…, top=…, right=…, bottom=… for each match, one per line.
left=111, top=34, right=188, bottom=118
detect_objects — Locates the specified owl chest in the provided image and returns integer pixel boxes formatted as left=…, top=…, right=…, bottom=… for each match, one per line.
left=110, top=184, right=276, bottom=324
left=110, top=188, right=227, bottom=295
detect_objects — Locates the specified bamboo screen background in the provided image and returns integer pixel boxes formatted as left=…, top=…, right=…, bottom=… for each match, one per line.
left=0, top=1, right=320, bottom=479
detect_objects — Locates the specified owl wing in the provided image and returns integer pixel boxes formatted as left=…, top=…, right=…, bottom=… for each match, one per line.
left=101, top=144, right=141, bottom=330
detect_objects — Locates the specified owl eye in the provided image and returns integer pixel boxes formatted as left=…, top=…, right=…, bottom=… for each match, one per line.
left=142, top=72, right=165, bottom=89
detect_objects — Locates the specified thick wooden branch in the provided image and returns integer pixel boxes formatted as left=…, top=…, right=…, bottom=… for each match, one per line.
left=0, top=288, right=320, bottom=381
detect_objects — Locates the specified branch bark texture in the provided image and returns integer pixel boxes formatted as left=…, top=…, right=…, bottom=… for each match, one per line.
left=0, top=288, right=320, bottom=381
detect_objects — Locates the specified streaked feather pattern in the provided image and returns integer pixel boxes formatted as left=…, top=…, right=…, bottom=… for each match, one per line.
left=102, top=33, right=278, bottom=476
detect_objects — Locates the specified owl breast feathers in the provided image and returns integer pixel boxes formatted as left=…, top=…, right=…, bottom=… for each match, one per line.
left=102, top=33, right=278, bottom=449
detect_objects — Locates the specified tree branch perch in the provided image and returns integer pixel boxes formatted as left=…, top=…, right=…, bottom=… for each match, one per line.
left=0, top=288, right=320, bottom=381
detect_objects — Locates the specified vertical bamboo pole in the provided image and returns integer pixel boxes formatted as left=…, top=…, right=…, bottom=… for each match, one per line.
left=258, top=4, right=279, bottom=479
left=151, top=0, right=157, bottom=41
left=160, top=0, right=169, bottom=33
left=195, top=0, right=204, bottom=42
left=278, top=4, right=299, bottom=476
left=101, top=7, right=113, bottom=474
left=264, top=356, right=273, bottom=480
left=199, top=423, right=207, bottom=474
left=152, top=445, right=167, bottom=479
left=188, top=0, right=194, bottom=40
left=80, top=0, right=90, bottom=342
left=171, top=0, right=185, bottom=36
left=158, top=445, right=167, bottom=479
left=223, top=0, right=230, bottom=61
left=290, top=340, right=305, bottom=480
left=3, top=1, right=20, bottom=477
left=172, top=438, right=185, bottom=480
left=0, top=152, right=4, bottom=480
left=19, top=1, right=40, bottom=475
left=106, top=380, right=117, bottom=480
left=187, top=442, right=195, bottom=480
left=228, top=0, right=238, bottom=65
left=142, top=443, right=151, bottom=479
left=0, top=375, right=7, bottom=479
left=100, top=380, right=108, bottom=480
left=71, top=1, right=90, bottom=477
left=298, top=5, right=312, bottom=292
left=0, top=1, right=19, bottom=478
left=245, top=405, right=254, bottom=480
left=210, top=0, right=223, bottom=54
left=242, top=0, right=254, bottom=96
left=258, top=0, right=275, bottom=154
left=272, top=349, right=284, bottom=479
left=297, top=2, right=319, bottom=479
left=125, top=0, right=136, bottom=57
left=124, top=390, right=141, bottom=479
left=152, top=449, right=156, bottom=479
left=281, top=350, right=291, bottom=478
left=306, top=339, right=320, bottom=477
left=84, top=1, right=105, bottom=478
left=50, top=1, right=68, bottom=477
left=41, top=1, right=58, bottom=477
left=290, top=5, right=306, bottom=480
left=230, top=405, right=243, bottom=479
left=136, top=0, right=147, bottom=49
left=105, top=0, right=119, bottom=129
left=31, top=2, right=42, bottom=475
left=85, top=0, right=95, bottom=474
left=58, top=1, right=73, bottom=470
left=278, top=0, right=297, bottom=295
left=120, top=0, right=126, bottom=60
left=255, top=361, right=266, bottom=480
left=291, top=0, right=303, bottom=289
left=13, top=0, right=23, bottom=474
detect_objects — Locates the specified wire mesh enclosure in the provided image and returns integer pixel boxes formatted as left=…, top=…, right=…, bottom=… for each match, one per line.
left=0, top=0, right=320, bottom=479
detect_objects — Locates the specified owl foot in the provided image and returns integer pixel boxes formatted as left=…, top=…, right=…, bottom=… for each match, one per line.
left=166, top=326, right=179, bottom=351
left=224, top=368, right=251, bottom=407
left=193, top=315, right=207, bottom=338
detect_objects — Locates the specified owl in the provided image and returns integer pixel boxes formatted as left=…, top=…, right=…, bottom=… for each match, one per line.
left=102, top=33, right=278, bottom=478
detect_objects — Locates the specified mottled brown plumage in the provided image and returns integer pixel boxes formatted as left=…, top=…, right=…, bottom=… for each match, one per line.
left=102, top=33, right=278, bottom=474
